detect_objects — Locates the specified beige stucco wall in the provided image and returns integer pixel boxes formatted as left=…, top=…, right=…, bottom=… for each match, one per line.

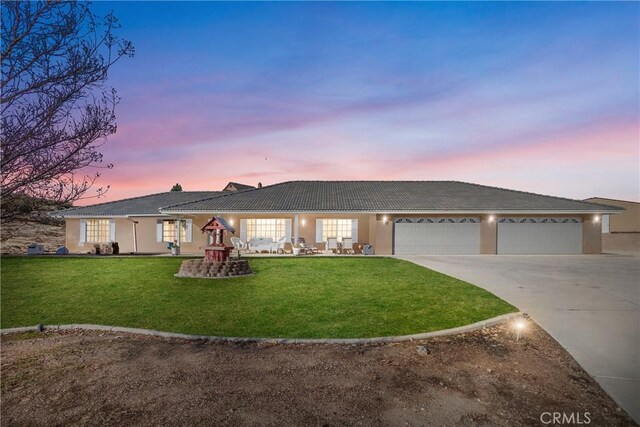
left=480, top=215, right=497, bottom=254
left=200, top=213, right=375, bottom=254
left=65, top=216, right=209, bottom=254
left=585, top=198, right=639, bottom=233
left=65, top=212, right=604, bottom=255
left=582, top=215, right=602, bottom=254
left=66, top=217, right=139, bottom=254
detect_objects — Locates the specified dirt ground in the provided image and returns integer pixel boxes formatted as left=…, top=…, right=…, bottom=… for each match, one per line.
left=1, top=323, right=634, bottom=426
left=0, top=221, right=65, bottom=255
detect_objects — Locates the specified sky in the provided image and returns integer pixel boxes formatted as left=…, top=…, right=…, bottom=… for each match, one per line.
left=81, top=1, right=640, bottom=204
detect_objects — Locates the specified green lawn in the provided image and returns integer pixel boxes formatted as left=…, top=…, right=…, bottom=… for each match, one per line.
left=0, top=257, right=516, bottom=339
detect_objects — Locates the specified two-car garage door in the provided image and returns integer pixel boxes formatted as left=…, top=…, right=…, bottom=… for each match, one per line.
left=497, top=217, right=582, bottom=254
left=394, top=216, right=583, bottom=255
left=394, top=218, right=481, bottom=255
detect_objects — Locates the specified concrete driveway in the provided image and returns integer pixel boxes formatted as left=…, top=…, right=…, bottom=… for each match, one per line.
left=400, top=254, right=640, bottom=422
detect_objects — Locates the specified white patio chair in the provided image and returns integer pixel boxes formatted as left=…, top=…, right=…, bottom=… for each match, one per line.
left=271, top=237, right=287, bottom=254
left=341, top=237, right=354, bottom=254
left=230, top=237, right=246, bottom=255
left=326, top=237, right=339, bottom=254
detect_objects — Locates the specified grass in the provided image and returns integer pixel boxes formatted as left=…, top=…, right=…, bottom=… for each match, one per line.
left=0, top=257, right=516, bottom=339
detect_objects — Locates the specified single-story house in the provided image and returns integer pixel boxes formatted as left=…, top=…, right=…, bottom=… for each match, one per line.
left=58, top=180, right=622, bottom=255
left=583, top=197, right=639, bottom=233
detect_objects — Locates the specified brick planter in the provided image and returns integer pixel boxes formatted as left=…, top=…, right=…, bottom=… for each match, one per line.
left=175, top=259, right=253, bottom=279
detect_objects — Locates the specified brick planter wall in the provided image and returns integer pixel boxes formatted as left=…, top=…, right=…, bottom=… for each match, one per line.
left=175, top=259, right=253, bottom=279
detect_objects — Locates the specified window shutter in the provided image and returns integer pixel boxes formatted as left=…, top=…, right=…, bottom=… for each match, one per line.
left=316, top=220, right=323, bottom=243
left=351, top=219, right=358, bottom=243
left=284, top=219, right=292, bottom=240
left=79, top=219, right=87, bottom=243
left=156, top=220, right=163, bottom=242
left=240, top=219, right=247, bottom=242
left=109, top=219, right=116, bottom=241
left=185, top=219, right=193, bottom=242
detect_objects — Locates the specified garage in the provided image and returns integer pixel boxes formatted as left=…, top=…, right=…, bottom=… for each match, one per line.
left=394, top=217, right=481, bottom=255
left=497, top=217, right=582, bottom=254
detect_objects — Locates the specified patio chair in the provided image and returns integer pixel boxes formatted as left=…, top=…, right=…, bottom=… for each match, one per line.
left=298, top=237, right=318, bottom=254
left=230, top=237, right=246, bottom=256
left=326, top=237, right=339, bottom=254
left=341, top=237, right=354, bottom=254
left=271, top=237, right=287, bottom=254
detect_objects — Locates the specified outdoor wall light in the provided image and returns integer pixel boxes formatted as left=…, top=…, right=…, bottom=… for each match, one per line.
left=301, top=219, right=306, bottom=226
left=593, top=215, right=600, bottom=224
left=382, top=215, right=389, bottom=225
left=228, top=219, right=234, bottom=226
left=488, top=215, right=495, bottom=223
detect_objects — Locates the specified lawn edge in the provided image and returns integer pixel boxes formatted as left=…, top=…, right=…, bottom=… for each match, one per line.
left=0, top=312, right=523, bottom=344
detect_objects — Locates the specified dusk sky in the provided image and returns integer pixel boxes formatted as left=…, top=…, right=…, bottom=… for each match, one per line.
left=84, top=1, right=639, bottom=205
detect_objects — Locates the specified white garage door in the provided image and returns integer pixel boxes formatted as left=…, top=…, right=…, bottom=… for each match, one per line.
left=497, top=217, right=582, bottom=254
left=394, top=218, right=481, bottom=255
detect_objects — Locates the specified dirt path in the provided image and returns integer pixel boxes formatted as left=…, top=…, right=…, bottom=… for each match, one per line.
left=1, top=323, right=634, bottom=426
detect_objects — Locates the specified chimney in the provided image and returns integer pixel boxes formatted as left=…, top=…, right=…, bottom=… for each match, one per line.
left=258, top=182, right=262, bottom=188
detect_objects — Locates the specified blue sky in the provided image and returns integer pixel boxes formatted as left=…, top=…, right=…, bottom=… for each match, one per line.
left=85, top=1, right=639, bottom=203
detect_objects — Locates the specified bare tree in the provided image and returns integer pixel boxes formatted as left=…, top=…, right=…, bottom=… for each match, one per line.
left=1, top=1, right=134, bottom=220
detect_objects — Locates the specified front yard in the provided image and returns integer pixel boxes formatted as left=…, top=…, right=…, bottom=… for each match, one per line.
left=1, top=257, right=515, bottom=338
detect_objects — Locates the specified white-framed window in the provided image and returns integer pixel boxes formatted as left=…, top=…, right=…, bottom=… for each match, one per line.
left=321, top=219, right=353, bottom=242
left=86, top=219, right=111, bottom=242
left=245, top=219, right=287, bottom=241
left=162, top=220, right=187, bottom=242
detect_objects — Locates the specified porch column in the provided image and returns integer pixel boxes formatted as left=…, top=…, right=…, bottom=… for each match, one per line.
left=175, top=218, right=182, bottom=247
left=294, top=214, right=299, bottom=243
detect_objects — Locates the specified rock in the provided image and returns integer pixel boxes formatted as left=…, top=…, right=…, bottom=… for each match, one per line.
left=416, top=345, right=430, bottom=355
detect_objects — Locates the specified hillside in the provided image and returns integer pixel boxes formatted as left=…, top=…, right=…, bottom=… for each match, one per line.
left=1, top=221, right=65, bottom=255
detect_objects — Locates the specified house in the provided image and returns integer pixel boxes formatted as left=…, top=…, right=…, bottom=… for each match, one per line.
left=583, top=197, right=639, bottom=233
left=222, top=182, right=256, bottom=192
left=59, top=181, right=622, bottom=255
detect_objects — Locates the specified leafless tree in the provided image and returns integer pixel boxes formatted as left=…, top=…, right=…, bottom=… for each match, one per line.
left=1, top=1, right=134, bottom=220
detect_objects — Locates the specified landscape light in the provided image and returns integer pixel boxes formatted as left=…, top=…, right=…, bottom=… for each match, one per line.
left=514, top=319, right=526, bottom=341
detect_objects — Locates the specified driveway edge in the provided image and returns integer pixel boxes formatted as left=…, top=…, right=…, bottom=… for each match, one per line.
left=0, top=312, right=522, bottom=344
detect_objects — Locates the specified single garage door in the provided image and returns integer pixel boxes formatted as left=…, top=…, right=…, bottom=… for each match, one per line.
left=394, top=217, right=481, bottom=255
left=497, top=217, right=582, bottom=254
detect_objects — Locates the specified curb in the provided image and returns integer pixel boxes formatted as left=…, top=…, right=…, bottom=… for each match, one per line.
left=0, top=312, right=523, bottom=344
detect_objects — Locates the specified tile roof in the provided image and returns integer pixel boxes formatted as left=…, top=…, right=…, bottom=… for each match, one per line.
left=160, top=181, right=622, bottom=213
left=57, top=191, right=225, bottom=217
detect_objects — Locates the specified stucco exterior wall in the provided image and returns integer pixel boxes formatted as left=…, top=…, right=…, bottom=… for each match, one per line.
left=204, top=213, right=374, bottom=254
left=480, top=215, right=497, bottom=254
left=582, top=215, right=602, bottom=254
left=585, top=198, right=639, bottom=233
left=66, top=217, right=139, bottom=254
left=374, top=214, right=393, bottom=255
left=64, top=212, right=604, bottom=255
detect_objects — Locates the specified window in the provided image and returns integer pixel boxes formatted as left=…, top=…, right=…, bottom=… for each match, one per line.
left=246, top=219, right=287, bottom=241
left=86, top=219, right=110, bottom=242
left=322, top=219, right=352, bottom=242
left=162, top=220, right=187, bottom=242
